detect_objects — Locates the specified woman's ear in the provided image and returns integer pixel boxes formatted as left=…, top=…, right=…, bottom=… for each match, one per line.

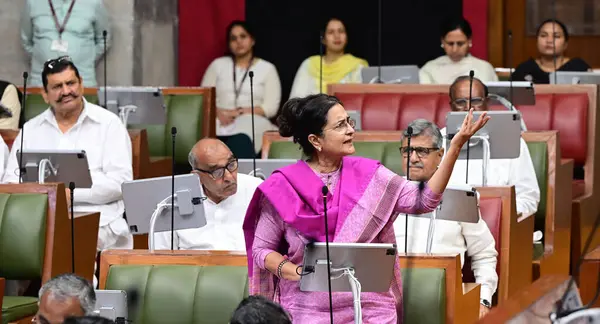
left=308, top=134, right=321, bottom=152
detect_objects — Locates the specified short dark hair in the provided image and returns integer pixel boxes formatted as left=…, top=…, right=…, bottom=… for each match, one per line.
left=277, top=94, right=343, bottom=157
left=63, top=316, right=115, bottom=324
left=230, top=296, right=292, bottom=324
left=226, top=20, right=255, bottom=55
left=536, top=19, right=570, bottom=41
left=41, top=56, right=81, bottom=91
left=449, top=75, right=489, bottom=100
left=440, top=17, right=473, bottom=39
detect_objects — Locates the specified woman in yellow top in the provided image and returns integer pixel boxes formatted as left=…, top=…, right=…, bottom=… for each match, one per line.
left=290, top=18, right=368, bottom=98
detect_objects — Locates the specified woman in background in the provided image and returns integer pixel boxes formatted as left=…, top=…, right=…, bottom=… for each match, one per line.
left=244, top=94, right=488, bottom=323
left=512, top=19, right=591, bottom=84
left=202, top=21, right=281, bottom=156
left=420, top=17, right=498, bottom=84
left=289, top=18, right=368, bottom=98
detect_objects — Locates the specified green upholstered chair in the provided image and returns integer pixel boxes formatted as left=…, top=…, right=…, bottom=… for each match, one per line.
left=99, top=250, right=247, bottom=324
left=402, top=268, right=446, bottom=324
left=0, top=192, right=48, bottom=323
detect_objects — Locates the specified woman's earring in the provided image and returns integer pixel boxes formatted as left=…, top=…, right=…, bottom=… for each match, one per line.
left=469, top=43, right=473, bottom=48
left=440, top=44, right=444, bottom=48
left=317, top=147, right=322, bottom=152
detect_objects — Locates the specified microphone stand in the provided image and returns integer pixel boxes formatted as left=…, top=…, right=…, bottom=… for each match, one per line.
left=249, top=71, right=257, bottom=173
left=69, top=182, right=76, bottom=273
left=19, top=72, right=28, bottom=183
left=551, top=0, right=558, bottom=85
left=508, top=30, right=514, bottom=110
left=102, top=30, right=108, bottom=109
left=376, top=0, right=382, bottom=83
left=319, top=33, right=324, bottom=94
left=322, top=185, right=334, bottom=324
left=404, top=126, right=413, bottom=253
left=466, top=70, right=475, bottom=184
left=170, top=127, right=177, bottom=250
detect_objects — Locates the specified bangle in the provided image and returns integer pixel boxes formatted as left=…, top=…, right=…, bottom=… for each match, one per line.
left=277, top=259, right=290, bottom=278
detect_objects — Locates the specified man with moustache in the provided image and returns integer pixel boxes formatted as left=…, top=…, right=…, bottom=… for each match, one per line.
left=3, top=56, right=133, bottom=255
left=394, top=118, right=498, bottom=318
left=443, top=76, right=540, bottom=219
left=154, top=138, right=262, bottom=250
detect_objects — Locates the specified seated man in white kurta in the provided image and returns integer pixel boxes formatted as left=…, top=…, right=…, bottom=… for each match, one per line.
left=154, top=138, right=262, bottom=250
left=3, top=57, right=133, bottom=252
left=394, top=119, right=498, bottom=319
left=442, top=76, right=540, bottom=219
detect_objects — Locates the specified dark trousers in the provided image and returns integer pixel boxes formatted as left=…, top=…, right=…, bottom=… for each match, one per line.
left=218, top=134, right=257, bottom=158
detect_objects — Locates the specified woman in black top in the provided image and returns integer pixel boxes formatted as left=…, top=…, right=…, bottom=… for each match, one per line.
left=512, top=19, right=591, bottom=84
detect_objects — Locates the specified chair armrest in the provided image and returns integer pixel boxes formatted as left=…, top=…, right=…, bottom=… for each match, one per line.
left=148, top=157, right=174, bottom=178
left=66, top=212, right=100, bottom=283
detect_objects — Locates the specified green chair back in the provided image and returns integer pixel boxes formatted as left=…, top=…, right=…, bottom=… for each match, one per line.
left=105, top=264, right=248, bottom=324
left=402, top=268, right=446, bottom=324
left=526, top=141, right=548, bottom=234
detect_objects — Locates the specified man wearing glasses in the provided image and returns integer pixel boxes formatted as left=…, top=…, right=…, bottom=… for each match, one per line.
left=394, top=118, right=498, bottom=319
left=442, top=75, right=540, bottom=220
left=154, top=138, right=262, bottom=251
left=3, top=57, right=133, bottom=265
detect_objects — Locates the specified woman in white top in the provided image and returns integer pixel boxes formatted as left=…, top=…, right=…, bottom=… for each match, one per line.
left=290, top=18, right=368, bottom=98
left=420, top=17, right=498, bottom=84
left=201, top=21, right=281, bottom=155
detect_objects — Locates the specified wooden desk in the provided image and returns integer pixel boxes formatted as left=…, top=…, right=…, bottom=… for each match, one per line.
left=580, top=246, right=600, bottom=308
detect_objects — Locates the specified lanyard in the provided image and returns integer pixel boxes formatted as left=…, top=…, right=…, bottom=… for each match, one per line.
left=48, top=0, right=77, bottom=38
left=232, top=56, right=253, bottom=107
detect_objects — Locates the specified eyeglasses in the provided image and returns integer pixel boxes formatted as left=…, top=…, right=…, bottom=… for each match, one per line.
left=400, top=146, right=439, bottom=158
left=194, top=159, right=238, bottom=179
left=325, top=117, right=356, bottom=133
left=44, top=55, right=72, bottom=70
left=452, top=97, right=486, bottom=109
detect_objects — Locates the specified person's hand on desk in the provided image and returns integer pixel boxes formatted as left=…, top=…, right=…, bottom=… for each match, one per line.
left=237, top=107, right=266, bottom=117
left=65, top=188, right=71, bottom=207
left=479, top=304, right=491, bottom=318
left=217, top=108, right=240, bottom=126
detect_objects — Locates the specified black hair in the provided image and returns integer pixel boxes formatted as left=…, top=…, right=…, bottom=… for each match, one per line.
left=536, top=19, right=570, bottom=41
left=226, top=20, right=255, bottom=55
left=324, top=17, right=346, bottom=32
left=63, top=316, right=115, bottom=324
left=440, top=17, right=473, bottom=39
left=230, top=296, right=292, bottom=324
left=277, top=94, right=343, bottom=157
left=449, top=75, right=489, bottom=100
left=41, top=56, right=81, bottom=91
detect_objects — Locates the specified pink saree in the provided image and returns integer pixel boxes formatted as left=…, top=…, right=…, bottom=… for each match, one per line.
left=243, top=156, right=442, bottom=323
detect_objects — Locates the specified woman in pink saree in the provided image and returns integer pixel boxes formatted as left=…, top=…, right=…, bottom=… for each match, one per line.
left=243, top=94, right=488, bottom=323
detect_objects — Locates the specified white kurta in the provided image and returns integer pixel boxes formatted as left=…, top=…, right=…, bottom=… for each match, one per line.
left=3, top=99, right=134, bottom=251
left=394, top=209, right=498, bottom=301
left=201, top=56, right=281, bottom=153
left=441, top=127, right=540, bottom=218
left=289, top=58, right=366, bottom=99
left=154, top=173, right=262, bottom=251
left=420, top=55, right=499, bottom=84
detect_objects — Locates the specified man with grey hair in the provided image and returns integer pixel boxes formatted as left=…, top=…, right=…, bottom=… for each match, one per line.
left=35, top=274, right=96, bottom=324
left=154, top=138, right=262, bottom=250
left=394, top=119, right=498, bottom=319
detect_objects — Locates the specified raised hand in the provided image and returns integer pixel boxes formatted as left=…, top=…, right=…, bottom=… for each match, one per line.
left=450, top=108, right=490, bottom=148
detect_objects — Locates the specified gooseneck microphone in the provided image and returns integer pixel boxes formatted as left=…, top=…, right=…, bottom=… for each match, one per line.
left=404, top=126, right=413, bottom=254
left=249, top=71, right=257, bottom=175
left=322, top=185, right=334, bottom=324
left=102, top=30, right=108, bottom=109
left=319, top=32, right=324, bottom=94
left=69, top=181, right=76, bottom=273
left=508, top=30, right=514, bottom=110
left=465, top=70, right=474, bottom=184
left=18, top=72, right=28, bottom=183
left=170, top=127, right=177, bottom=250
left=551, top=0, right=558, bottom=85
left=376, top=0, right=382, bottom=83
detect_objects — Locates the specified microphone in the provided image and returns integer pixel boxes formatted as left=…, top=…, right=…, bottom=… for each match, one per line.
left=552, top=210, right=600, bottom=319
left=69, top=182, right=76, bottom=273
left=551, top=0, right=558, bottom=85
left=18, top=72, right=28, bottom=184
left=404, top=126, right=413, bottom=254
left=321, top=185, right=334, bottom=324
left=465, top=70, right=474, bottom=184
left=376, top=0, right=382, bottom=83
left=170, top=127, right=177, bottom=250
left=249, top=71, right=257, bottom=175
left=102, top=30, right=108, bottom=109
left=319, top=32, right=324, bottom=94
left=508, top=30, right=514, bottom=110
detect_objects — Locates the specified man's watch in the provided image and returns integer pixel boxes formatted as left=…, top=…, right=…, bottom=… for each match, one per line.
left=480, top=299, right=492, bottom=308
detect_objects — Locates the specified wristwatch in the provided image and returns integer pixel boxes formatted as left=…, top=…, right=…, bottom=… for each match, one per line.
left=480, top=299, right=492, bottom=308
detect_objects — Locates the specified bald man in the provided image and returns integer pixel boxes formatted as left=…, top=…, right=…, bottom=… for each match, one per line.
left=154, top=138, right=263, bottom=251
